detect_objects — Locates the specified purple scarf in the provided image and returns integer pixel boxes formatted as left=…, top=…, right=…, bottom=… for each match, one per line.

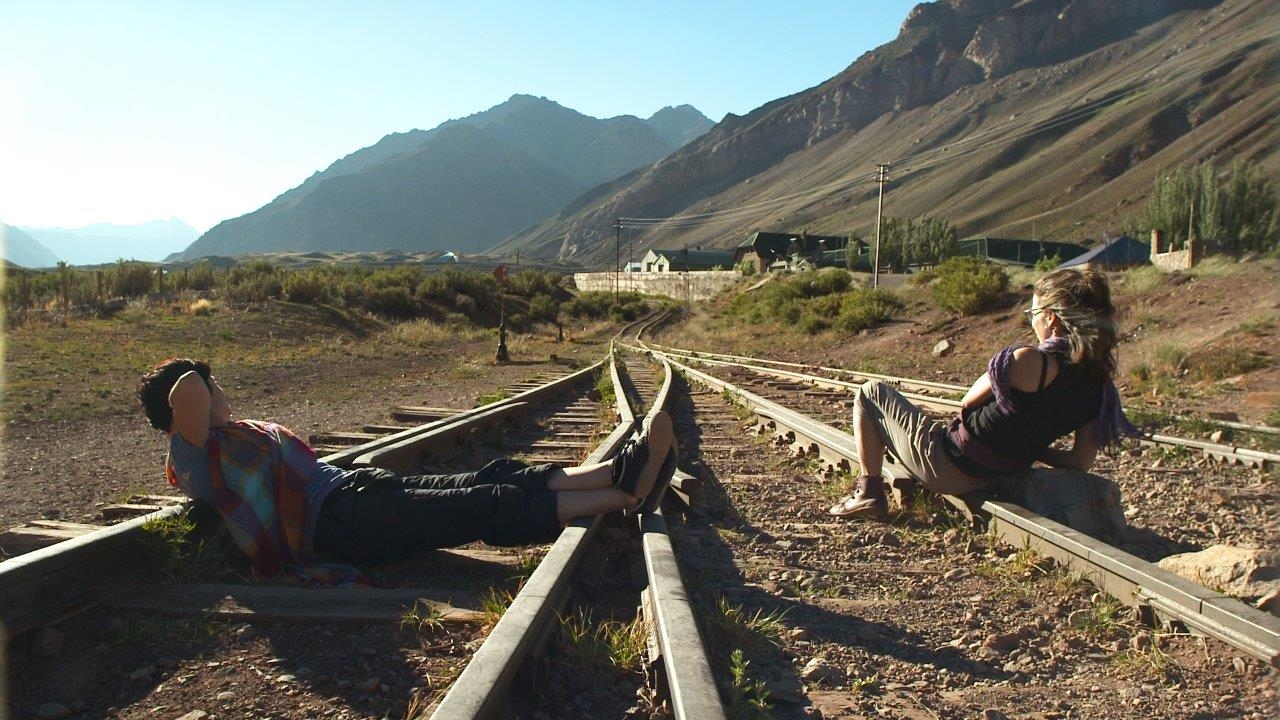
left=987, top=336, right=1137, bottom=446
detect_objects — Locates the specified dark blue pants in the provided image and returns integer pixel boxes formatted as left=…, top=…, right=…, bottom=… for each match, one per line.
left=313, top=458, right=561, bottom=565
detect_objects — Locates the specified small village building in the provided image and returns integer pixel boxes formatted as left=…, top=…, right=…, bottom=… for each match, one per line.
left=733, top=231, right=860, bottom=273
left=1058, top=235, right=1150, bottom=271
left=640, top=248, right=735, bottom=272
left=953, top=237, right=1086, bottom=267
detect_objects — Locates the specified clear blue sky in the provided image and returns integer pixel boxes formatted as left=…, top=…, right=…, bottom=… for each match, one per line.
left=1, top=1, right=920, bottom=233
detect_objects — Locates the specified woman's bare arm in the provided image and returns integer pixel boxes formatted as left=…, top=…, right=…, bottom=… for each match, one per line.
left=169, top=371, right=211, bottom=447
left=960, top=372, right=993, bottom=410
left=1036, top=420, right=1100, bottom=471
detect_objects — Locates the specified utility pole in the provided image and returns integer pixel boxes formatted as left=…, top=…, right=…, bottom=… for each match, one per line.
left=873, top=163, right=890, bottom=289
left=614, top=218, right=621, bottom=304
left=627, top=233, right=634, bottom=292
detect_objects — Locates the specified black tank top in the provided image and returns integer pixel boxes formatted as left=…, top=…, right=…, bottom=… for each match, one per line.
left=957, top=352, right=1104, bottom=472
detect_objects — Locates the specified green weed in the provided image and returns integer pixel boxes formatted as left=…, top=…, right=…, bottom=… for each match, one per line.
left=1112, top=635, right=1180, bottom=680
left=400, top=601, right=446, bottom=636
left=1072, top=595, right=1133, bottom=639
left=705, top=595, right=787, bottom=651
left=475, top=388, right=511, bottom=406
left=556, top=609, right=648, bottom=673
left=480, top=587, right=513, bottom=628
left=595, top=367, right=616, bottom=404
left=93, top=613, right=227, bottom=652
left=139, top=512, right=237, bottom=582
left=1187, top=345, right=1268, bottom=381
left=849, top=673, right=880, bottom=694
left=727, top=649, right=771, bottom=718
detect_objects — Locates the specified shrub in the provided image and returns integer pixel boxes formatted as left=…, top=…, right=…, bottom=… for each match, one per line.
left=223, top=260, right=283, bottom=303
left=174, top=261, right=217, bottom=292
left=836, top=288, right=903, bottom=333
left=528, top=294, right=559, bottom=323
left=1187, top=345, right=1267, bottom=381
left=363, top=286, right=419, bottom=319
left=1034, top=254, right=1061, bottom=272
left=792, top=268, right=852, bottom=297
left=932, top=257, right=1008, bottom=315
left=736, top=260, right=757, bottom=276
left=283, top=269, right=335, bottom=305
left=111, top=260, right=155, bottom=298
left=507, top=269, right=563, bottom=298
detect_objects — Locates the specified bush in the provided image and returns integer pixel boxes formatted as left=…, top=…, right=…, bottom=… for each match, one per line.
left=283, top=269, right=336, bottom=305
left=223, top=260, right=283, bottom=303
left=792, top=268, right=852, bottom=297
left=111, top=260, right=155, bottom=298
left=932, top=257, right=1008, bottom=315
left=736, top=260, right=757, bottom=276
left=527, top=294, right=559, bottom=323
left=174, top=261, right=217, bottom=292
left=363, top=286, right=418, bottom=319
left=836, top=288, right=903, bottom=333
left=1034, top=254, right=1061, bottom=272
left=507, top=269, right=563, bottom=298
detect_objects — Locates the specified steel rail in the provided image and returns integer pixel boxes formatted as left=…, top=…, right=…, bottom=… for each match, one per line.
left=622, top=353, right=725, bottom=720
left=645, top=343, right=1279, bottom=468
left=650, top=351, right=1280, bottom=667
left=430, top=348, right=674, bottom=719
left=0, top=364, right=605, bottom=642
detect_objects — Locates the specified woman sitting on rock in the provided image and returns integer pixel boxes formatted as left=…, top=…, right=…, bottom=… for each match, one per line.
left=138, top=358, right=675, bottom=576
left=829, top=267, right=1135, bottom=518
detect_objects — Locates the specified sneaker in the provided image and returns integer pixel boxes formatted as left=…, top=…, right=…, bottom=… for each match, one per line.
left=828, top=475, right=888, bottom=518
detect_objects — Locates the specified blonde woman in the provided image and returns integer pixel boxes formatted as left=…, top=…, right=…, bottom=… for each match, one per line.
left=830, top=267, right=1135, bottom=518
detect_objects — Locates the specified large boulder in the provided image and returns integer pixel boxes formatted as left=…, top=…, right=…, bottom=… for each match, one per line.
left=991, top=468, right=1127, bottom=541
left=1156, top=545, right=1280, bottom=604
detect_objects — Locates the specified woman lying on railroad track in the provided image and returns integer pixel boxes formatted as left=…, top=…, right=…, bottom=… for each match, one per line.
left=830, top=267, right=1137, bottom=518
left=137, top=358, right=676, bottom=577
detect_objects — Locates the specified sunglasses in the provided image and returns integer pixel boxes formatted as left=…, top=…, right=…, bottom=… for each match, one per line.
left=1022, top=307, right=1052, bottom=321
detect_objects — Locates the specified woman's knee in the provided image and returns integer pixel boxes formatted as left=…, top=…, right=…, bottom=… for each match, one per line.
left=854, top=380, right=887, bottom=419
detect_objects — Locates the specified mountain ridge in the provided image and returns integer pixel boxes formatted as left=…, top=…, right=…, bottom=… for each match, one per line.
left=179, top=95, right=712, bottom=259
left=495, top=0, right=1276, bottom=266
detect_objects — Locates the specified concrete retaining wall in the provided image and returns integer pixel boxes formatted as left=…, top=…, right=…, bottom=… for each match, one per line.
left=573, top=271, right=741, bottom=301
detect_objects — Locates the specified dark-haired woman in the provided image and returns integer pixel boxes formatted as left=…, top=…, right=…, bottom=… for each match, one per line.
left=829, top=267, right=1135, bottom=517
left=138, top=359, right=675, bottom=576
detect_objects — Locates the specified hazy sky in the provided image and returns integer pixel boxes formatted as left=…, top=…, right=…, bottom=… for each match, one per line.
left=2, top=1, right=919, bottom=233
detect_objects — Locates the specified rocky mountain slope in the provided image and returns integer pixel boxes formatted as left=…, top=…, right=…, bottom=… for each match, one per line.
left=0, top=223, right=59, bottom=268
left=496, top=0, right=1276, bottom=266
left=178, top=96, right=712, bottom=259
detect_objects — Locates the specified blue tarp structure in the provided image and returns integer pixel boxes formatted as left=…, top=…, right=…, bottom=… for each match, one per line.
left=1058, top=235, right=1150, bottom=269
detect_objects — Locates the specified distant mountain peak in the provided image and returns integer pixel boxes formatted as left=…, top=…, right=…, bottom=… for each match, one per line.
left=179, top=95, right=714, bottom=259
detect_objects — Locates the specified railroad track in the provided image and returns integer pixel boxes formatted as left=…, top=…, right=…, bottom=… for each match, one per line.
left=628, top=340, right=1280, bottom=672
left=3, top=332, right=729, bottom=718
left=644, top=342, right=1280, bottom=469
left=4, top=359, right=626, bottom=717
left=5, top=316, right=1276, bottom=717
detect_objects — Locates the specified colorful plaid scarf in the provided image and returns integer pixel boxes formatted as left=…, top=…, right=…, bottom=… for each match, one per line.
left=166, top=420, right=313, bottom=577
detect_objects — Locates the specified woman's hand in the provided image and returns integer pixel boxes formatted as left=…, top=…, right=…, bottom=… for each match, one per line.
left=169, top=370, right=211, bottom=447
